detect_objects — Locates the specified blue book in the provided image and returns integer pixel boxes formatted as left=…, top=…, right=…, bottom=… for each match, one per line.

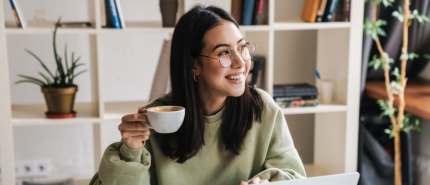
left=107, top=0, right=121, bottom=28
left=242, top=0, right=256, bottom=25
left=322, top=0, right=339, bottom=22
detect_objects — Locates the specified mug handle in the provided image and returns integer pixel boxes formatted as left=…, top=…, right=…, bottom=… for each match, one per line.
left=140, top=112, right=152, bottom=129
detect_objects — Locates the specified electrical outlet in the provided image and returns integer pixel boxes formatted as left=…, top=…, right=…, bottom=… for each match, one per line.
left=32, top=160, right=50, bottom=176
left=15, top=160, right=50, bottom=178
left=15, top=160, right=33, bottom=178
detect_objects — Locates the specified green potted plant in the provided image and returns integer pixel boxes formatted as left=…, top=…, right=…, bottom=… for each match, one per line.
left=15, top=17, right=87, bottom=118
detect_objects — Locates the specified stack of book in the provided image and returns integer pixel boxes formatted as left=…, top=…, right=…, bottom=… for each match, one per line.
left=301, top=0, right=350, bottom=23
left=231, top=0, right=268, bottom=25
left=273, top=83, right=318, bottom=108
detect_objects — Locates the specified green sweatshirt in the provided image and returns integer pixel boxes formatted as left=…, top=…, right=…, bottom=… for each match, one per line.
left=89, top=89, right=306, bottom=185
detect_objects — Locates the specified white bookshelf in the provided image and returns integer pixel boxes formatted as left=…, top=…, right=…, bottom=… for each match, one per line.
left=0, top=0, right=364, bottom=184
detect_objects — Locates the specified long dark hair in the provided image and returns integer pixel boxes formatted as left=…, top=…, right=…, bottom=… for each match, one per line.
left=163, top=4, right=265, bottom=163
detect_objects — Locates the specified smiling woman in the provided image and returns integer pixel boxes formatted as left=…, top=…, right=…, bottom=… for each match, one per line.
left=89, top=4, right=306, bottom=185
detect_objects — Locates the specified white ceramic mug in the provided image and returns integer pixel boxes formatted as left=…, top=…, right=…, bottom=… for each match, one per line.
left=141, top=106, right=185, bottom=133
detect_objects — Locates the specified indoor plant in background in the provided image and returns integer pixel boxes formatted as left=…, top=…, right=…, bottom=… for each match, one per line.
left=364, top=0, right=429, bottom=184
left=15, top=17, right=87, bottom=118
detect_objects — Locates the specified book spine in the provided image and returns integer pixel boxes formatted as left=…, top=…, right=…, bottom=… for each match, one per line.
left=276, top=99, right=318, bottom=108
left=10, top=0, right=25, bottom=28
left=107, top=0, right=121, bottom=29
left=231, top=0, right=243, bottom=24
left=100, top=0, right=107, bottom=27
left=252, top=0, right=264, bottom=25
left=322, top=0, right=339, bottom=22
left=274, top=95, right=318, bottom=102
left=344, top=0, right=350, bottom=21
left=115, top=0, right=126, bottom=28
left=301, top=0, right=320, bottom=23
left=315, top=0, right=327, bottom=22
left=242, top=0, right=256, bottom=25
left=9, top=0, right=22, bottom=28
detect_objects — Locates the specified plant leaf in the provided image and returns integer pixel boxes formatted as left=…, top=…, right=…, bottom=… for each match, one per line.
left=25, top=49, right=55, bottom=80
left=17, top=74, right=46, bottom=86
left=15, top=80, right=43, bottom=86
left=38, top=72, right=51, bottom=86
left=73, top=69, right=88, bottom=78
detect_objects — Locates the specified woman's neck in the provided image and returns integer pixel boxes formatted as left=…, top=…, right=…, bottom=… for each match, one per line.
left=197, top=84, right=226, bottom=116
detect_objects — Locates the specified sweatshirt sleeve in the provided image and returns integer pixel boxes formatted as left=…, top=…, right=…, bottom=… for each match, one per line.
left=89, top=139, right=152, bottom=185
left=250, top=90, right=307, bottom=182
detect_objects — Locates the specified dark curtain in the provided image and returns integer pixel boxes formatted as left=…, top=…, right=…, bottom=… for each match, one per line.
left=360, top=0, right=430, bottom=96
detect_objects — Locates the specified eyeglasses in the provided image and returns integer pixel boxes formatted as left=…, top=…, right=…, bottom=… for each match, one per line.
left=199, top=42, right=256, bottom=68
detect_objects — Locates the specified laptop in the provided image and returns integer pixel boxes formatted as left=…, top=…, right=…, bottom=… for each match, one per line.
left=267, top=173, right=360, bottom=185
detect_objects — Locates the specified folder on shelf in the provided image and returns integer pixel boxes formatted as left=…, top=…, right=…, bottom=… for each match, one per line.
left=301, top=0, right=321, bottom=23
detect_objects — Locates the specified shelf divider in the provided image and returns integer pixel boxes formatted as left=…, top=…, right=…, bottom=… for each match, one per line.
left=0, top=0, right=16, bottom=184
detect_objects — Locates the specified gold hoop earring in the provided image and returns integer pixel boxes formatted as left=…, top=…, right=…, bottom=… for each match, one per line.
left=193, top=75, right=199, bottom=82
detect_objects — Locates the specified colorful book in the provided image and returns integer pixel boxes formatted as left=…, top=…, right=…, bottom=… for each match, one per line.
left=315, top=0, right=327, bottom=22
left=242, top=0, right=256, bottom=25
left=274, top=95, right=318, bottom=102
left=301, top=0, right=321, bottom=23
left=322, top=0, right=339, bottom=22
left=107, top=0, right=121, bottom=28
left=252, top=0, right=264, bottom=25
left=276, top=99, right=318, bottom=108
left=9, top=0, right=26, bottom=28
left=115, top=0, right=126, bottom=28
left=231, top=0, right=243, bottom=24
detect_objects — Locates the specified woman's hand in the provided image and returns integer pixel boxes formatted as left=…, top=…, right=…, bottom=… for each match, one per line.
left=239, top=177, right=269, bottom=184
left=118, top=107, right=151, bottom=149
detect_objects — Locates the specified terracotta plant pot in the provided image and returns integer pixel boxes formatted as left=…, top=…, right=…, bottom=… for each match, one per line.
left=160, top=0, right=178, bottom=27
left=41, top=85, right=78, bottom=118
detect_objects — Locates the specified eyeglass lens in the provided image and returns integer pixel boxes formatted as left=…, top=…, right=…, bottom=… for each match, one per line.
left=218, top=43, right=255, bottom=67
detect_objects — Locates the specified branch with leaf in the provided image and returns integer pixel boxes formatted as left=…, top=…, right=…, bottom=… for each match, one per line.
left=15, top=17, right=87, bottom=88
left=364, top=0, right=429, bottom=184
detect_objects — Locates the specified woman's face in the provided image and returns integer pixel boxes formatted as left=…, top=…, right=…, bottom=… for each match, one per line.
left=194, top=21, right=251, bottom=98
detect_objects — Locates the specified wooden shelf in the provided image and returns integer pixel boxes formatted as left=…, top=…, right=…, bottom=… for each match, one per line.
left=282, top=103, right=347, bottom=115
left=5, top=26, right=271, bottom=35
left=6, top=27, right=98, bottom=34
left=11, top=103, right=100, bottom=126
left=274, top=17, right=351, bottom=30
left=304, top=164, right=329, bottom=177
left=104, top=101, right=148, bottom=121
left=365, top=78, right=430, bottom=120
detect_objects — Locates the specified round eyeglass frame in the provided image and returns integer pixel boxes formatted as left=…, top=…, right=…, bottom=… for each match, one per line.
left=198, top=41, right=256, bottom=68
